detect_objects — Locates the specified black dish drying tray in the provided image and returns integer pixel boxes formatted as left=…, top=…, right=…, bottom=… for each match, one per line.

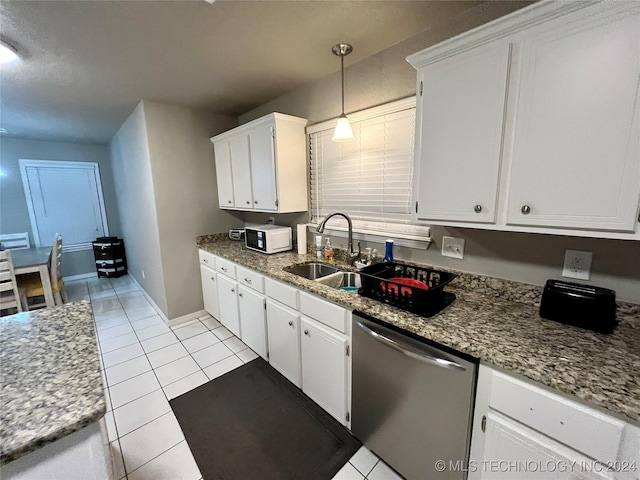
left=358, top=261, right=457, bottom=317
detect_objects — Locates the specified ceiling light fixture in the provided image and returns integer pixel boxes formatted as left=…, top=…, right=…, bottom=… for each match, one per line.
left=0, top=40, right=18, bottom=64
left=331, top=43, right=354, bottom=142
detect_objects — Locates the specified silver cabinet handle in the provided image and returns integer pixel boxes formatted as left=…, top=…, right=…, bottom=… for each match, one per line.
left=221, top=267, right=227, bottom=272
left=304, top=330, right=309, bottom=335
left=521, top=205, right=531, bottom=215
left=355, top=321, right=466, bottom=371
left=244, top=278, right=252, bottom=284
left=288, top=321, right=293, bottom=327
left=474, top=205, right=482, bottom=213
left=203, top=258, right=208, bottom=263
left=238, top=292, right=243, bottom=298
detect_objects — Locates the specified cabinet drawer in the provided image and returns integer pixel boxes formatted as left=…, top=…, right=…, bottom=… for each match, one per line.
left=198, top=250, right=216, bottom=269
left=489, top=371, right=624, bottom=462
left=215, top=257, right=236, bottom=279
left=265, top=278, right=298, bottom=310
left=299, top=291, right=346, bottom=334
left=236, top=266, right=265, bottom=294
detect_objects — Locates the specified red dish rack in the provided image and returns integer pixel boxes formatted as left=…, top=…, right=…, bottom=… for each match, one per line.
left=358, top=262, right=456, bottom=317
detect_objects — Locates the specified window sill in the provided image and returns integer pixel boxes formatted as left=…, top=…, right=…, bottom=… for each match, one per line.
left=307, top=224, right=431, bottom=249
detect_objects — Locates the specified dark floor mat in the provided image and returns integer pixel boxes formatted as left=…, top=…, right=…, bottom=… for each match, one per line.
left=170, top=358, right=360, bottom=480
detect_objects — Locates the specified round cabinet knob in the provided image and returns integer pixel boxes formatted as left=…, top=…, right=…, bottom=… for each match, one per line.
left=254, top=200, right=258, bottom=204
left=231, top=288, right=235, bottom=293
left=474, top=205, right=482, bottom=213
left=246, top=201, right=250, bottom=205
left=304, top=330, right=309, bottom=336
left=288, top=321, right=293, bottom=327
left=238, top=292, right=243, bottom=298
left=521, top=205, right=531, bottom=215
left=210, top=277, right=214, bottom=281
left=227, top=200, right=231, bottom=204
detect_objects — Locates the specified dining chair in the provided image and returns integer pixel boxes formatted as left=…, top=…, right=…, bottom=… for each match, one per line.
left=0, top=250, right=23, bottom=315
left=18, top=233, right=68, bottom=310
left=0, top=232, right=30, bottom=250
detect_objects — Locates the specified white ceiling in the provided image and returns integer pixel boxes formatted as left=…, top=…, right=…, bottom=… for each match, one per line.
left=0, top=0, right=484, bottom=144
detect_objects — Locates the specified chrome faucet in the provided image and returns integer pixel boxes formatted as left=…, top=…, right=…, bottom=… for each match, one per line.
left=316, top=212, right=361, bottom=265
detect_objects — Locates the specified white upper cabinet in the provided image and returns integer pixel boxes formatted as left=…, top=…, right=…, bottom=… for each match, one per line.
left=414, top=42, right=511, bottom=224
left=506, top=9, right=640, bottom=232
left=408, top=1, right=640, bottom=240
left=211, top=113, right=308, bottom=213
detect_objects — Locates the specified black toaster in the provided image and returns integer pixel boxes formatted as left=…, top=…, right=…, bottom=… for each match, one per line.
left=539, top=280, right=617, bottom=333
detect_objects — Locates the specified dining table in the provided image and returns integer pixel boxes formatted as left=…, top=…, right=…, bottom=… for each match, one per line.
left=10, top=247, right=55, bottom=308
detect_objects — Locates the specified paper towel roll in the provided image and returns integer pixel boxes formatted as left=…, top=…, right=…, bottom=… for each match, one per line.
left=296, top=224, right=307, bottom=255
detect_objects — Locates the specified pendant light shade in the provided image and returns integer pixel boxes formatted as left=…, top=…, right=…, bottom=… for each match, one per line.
left=0, top=40, right=18, bottom=65
left=331, top=43, right=354, bottom=142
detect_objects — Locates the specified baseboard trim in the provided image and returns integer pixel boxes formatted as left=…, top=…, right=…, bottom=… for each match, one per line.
left=64, top=272, right=98, bottom=282
left=126, top=275, right=170, bottom=324
left=168, top=310, right=208, bottom=329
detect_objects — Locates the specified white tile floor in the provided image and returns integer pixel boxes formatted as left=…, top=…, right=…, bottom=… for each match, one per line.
left=66, top=274, right=402, bottom=480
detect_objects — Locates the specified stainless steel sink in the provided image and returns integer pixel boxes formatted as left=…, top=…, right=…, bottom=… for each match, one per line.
left=283, top=262, right=341, bottom=280
left=315, top=271, right=361, bottom=290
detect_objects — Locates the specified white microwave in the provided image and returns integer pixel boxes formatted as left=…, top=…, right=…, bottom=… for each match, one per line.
left=245, top=225, right=292, bottom=254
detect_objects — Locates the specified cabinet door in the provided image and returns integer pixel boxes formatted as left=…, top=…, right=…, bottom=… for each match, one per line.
left=300, top=317, right=348, bottom=425
left=229, top=134, right=254, bottom=209
left=199, top=264, right=219, bottom=320
left=249, top=125, right=279, bottom=212
left=266, top=299, right=301, bottom=388
left=238, top=285, right=267, bottom=360
left=414, top=42, right=510, bottom=224
left=213, top=141, right=235, bottom=208
left=216, top=274, right=240, bottom=337
left=480, top=411, right=613, bottom=480
left=506, top=11, right=640, bottom=232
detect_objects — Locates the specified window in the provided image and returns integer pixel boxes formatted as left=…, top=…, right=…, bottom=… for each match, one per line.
left=308, top=97, right=430, bottom=245
left=19, top=160, right=109, bottom=251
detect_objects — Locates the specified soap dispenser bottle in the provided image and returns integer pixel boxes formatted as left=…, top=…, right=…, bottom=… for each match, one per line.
left=324, top=238, right=334, bottom=262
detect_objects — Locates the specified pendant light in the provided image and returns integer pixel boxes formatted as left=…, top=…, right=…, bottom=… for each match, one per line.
left=331, top=43, right=354, bottom=142
left=0, top=40, right=18, bottom=64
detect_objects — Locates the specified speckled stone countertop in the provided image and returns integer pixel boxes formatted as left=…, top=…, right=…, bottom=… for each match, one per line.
left=198, top=236, right=640, bottom=425
left=0, top=301, right=105, bottom=464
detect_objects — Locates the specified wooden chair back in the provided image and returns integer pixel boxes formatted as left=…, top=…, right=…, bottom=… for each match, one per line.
left=50, top=233, right=63, bottom=283
left=0, top=250, right=23, bottom=314
left=0, top=232, right=30, bottom=250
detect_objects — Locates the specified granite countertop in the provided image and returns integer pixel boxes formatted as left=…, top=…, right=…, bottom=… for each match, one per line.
left=0, top=301, right=105, bottom=464
left=198, top=236, right=640, bottom=425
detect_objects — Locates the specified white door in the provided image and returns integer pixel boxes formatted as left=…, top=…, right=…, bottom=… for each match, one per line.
left=249, top=125, right=279, bottom=212
left=265, top=299, right=301, bottom=388
left=229, top=134, right=254, bottom=209
left=480, top=412, right=613, bottom=480
left=506, top=11, right=640, bottom=232
left=216, top=274, right=240, bottom=337
left=213, top=141, right=235, bottom=208
left=414, top=42, right=510, bottom=224
left=199, top=264, right=219, bottom=320
left=300, top=317, right=347, bottom=425
left=238, top=285, right=267, bottom=360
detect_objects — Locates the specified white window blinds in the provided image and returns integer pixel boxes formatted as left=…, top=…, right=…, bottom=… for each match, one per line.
left=19, top=160, right=109, bottom=249
left=309, top=98, right=429, bottom=240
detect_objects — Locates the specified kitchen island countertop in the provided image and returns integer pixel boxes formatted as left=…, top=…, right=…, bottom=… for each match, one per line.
left=198, top=236, right=640, bottom=425
left=0, top=301, right=105, bottom=464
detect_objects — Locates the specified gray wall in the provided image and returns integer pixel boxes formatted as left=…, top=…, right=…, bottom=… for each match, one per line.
left=142, top=101, right=238, bottom=319
left=110, top=103, right=168, bottom=315
left=238, top=1, right=640, bottom=303
left=0, top=137, right=121, bottom=277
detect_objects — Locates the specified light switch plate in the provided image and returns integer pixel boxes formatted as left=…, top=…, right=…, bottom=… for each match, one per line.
left=441, top=236, right=465, bottom=259
left=562, top=250, right=592, bottom=280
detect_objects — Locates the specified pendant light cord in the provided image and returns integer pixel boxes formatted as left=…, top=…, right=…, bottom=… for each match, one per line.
left=340, top=54, right=345, bottom=116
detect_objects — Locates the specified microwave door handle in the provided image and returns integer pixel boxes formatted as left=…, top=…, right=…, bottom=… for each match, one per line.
left=355, top=321, right=466, bottom=371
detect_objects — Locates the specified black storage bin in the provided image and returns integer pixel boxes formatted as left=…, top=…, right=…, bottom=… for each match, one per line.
left=92, top=237, right=128, bottom=278
left=358, top=261, right=456, bottom=317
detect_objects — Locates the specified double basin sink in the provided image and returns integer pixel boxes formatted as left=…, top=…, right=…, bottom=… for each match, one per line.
left=283, top=262, right=360, bottom=291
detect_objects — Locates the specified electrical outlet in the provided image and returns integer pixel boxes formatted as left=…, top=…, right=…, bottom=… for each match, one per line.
left=267, top=217, right=275, bottom=225
left=441, top=236, right=465, bottom=259
left=562, top=250, right=592, bottom=280
left=141, top=269, right=146, bottom=280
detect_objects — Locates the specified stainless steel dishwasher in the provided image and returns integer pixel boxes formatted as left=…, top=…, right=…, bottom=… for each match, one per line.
left=352, top=313, right=478, bottom=480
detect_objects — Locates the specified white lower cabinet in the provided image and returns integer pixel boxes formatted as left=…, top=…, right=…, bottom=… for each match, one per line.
left=266, top=299, right=301, bottom=387
left=216, top=274, right=241, bottom=337
left=469, top=365, right=640, bottom=480
left=237, top=285, right=267, bottom=360
left=199, top=264, right=219, bottom=320
left=300, top=316, right=348, bottom=426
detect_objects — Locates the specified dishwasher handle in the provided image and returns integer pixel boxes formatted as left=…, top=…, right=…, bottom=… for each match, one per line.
left=355, top=321, right=466, bottom=371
